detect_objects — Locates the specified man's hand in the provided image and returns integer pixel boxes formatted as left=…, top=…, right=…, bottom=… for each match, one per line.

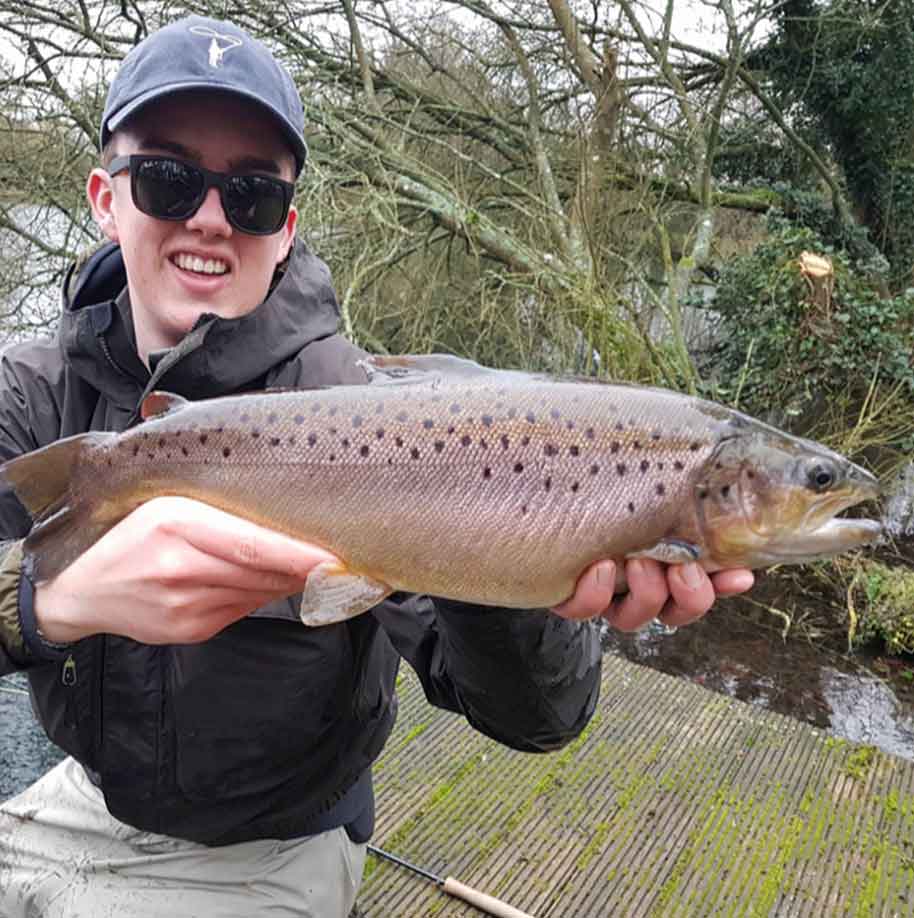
left=33, top=496, right=336, bottom=645
left=551, top=559, right=754, bottom=630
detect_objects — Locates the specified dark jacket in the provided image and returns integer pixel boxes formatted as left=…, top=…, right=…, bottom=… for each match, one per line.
left=0, top=242, right=602, bottom=846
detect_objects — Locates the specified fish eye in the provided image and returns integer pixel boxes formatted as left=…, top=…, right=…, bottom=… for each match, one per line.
left=807, top=460, right=838, bottom=492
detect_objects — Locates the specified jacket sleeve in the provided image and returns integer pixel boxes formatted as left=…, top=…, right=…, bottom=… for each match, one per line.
left=0, top=348, right=64, bottom=674
left=373, top=593, right=602, bottom=753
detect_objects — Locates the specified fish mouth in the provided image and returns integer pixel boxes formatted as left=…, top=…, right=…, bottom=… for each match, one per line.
left=766, top=516, right=883, bottom=562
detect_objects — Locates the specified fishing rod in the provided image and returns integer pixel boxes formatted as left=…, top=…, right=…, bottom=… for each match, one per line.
left=367, top=844, right=536, bottom=918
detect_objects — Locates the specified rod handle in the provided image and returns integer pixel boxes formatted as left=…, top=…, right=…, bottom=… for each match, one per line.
left=442, top=876, right=536, bottom=918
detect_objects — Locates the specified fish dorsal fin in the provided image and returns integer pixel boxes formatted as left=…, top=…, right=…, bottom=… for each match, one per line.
left=141, top=391, right=189, bottom=420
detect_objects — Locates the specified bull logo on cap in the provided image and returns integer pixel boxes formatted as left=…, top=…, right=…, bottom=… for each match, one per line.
left=189, top=26, right=242, bottom=68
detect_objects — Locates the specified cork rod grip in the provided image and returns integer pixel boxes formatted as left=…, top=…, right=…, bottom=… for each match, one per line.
left=441, top=876, right=537, bottom=918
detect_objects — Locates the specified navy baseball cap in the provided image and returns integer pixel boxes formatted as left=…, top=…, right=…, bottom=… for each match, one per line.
left=101, top=15, right=307, bottom=174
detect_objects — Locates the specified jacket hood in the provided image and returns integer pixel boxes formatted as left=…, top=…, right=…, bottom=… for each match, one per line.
left=60, top=241, right=342, bottom=408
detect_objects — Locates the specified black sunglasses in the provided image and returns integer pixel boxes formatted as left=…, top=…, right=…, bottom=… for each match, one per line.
left=106, top=155, right=295, bottom=236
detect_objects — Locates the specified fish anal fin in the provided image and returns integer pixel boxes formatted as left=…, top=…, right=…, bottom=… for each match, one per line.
left=141, top=391, right=189, bottom=420
left=300, top=561, right=392, bottom=627
left=628, top=538, right=701, bottom=565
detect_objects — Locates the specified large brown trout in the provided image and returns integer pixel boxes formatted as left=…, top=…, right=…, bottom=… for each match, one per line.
left=0, top=356, right=882, bottom=625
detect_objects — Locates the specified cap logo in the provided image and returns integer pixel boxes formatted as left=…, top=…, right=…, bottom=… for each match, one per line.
left=189, top=26, right=242, bottom=68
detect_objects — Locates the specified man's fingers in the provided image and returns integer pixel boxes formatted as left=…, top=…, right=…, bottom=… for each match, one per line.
left=140, top=497, right=337, bottom=577
left=710, top=568, right=755, bottom=596
left=156, top=543, right=306, bottom=594
left=551, top=560, right=617, bottom=620
left=605, top=560, right=668, bottom=631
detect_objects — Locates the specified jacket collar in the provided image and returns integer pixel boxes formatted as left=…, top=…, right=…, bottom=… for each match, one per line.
left=60, top=242, right=341, bottom=411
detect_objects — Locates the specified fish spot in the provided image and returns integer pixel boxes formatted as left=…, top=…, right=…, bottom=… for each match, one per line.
left=569, top=445, right=580, bottom=457
left=611, top=442, right=620, bottom=454
left=329, top=427, right=338, bottom=436
left=251, top=429, right=261, bottom=439
left=395, top=437, right=404, bottom=448
left=674, top=460, right=684, bottom=471
left=747, top=470, right=755, bottom=479
left=514, top=463, right=524, bottom=473
left=721, top=485, right=731, bottom=498
left=633, top=441, right=642, bottom=450
left=360, top=445, right=370, bottom=457
left=628, top=502, right=635, bottom=513
left=288, top=437, right=296, bottom=446
left=482, top=415, right=493, bottom=427
left=223, top=447, right=232, bottom=458
left=501, top=435, right=510, bottom=450
left=480, top=439, right=488, bottom=450
left=616, top=463, right=627, bottom=476
left=376, top=429, right=385, bottom=440
left=199, top=434, right=208, bottom=445
left=308, top=434, right=318, bottom=447
left=521, top=436, right=530, bottom=447
left=269, top=437, right=281, bottom=447
left=525, top=412, right=536, bottom=423
left=411, top=447, right=421, bottom=460
left=590, top=464, right=599, bottom=475
left=571, top=481, right=580, bottom=492
left=159, top=437, right=166, bottom=448
left=715, top=462, right=723, bottom=470
left=329, top=453, right=336, bottom=462
left=586, top=427, right=595, bottom=440
left=544, top=443, right=559, bottom=457
left=640, top=460, right=650, bottom=473
left=342, top=438, right=350, bottom=449
left=483, top=467, right=492, bottom=479
left=423, top=419, right=434, bottom=429
left=132, top=445, right=140, bottom=456
left=147, top=452, right=155, bottom=460
left=656, top=483, right=666, bottom=496
left=447, top=426, right=456, bottom=435
left=181, top=446, right=188, bottom=457
left=544, top=477, right=552, bottom=491
left=551, top=409, right=561, bottom=420
left=461, top=435, right=472, bottom=447
left=698, top=487, right=709, bottom=500
left=521, top=505, right=528, bottom=515
left=615, top=422, right=624, bottom=432
left=652, top=431, right=662, bottom=441
left=434, top=441, right=445, bottom=453
left=689, top=442, right=701, bottom=452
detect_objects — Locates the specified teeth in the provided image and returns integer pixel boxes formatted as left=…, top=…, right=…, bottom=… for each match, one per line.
left=174, top=253, right=228, bottom=275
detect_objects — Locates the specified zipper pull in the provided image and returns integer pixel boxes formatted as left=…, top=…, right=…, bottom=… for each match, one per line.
left=62, top=654, right=77, bottom=686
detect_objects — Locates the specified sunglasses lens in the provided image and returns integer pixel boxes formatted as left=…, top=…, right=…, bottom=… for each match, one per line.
left=224, top=175, right=289, bottom=234
left=133, top=159, right=204, bottom=220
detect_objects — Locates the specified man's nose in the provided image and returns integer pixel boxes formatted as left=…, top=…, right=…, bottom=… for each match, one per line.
left=186, top=187, right=232, bottom=237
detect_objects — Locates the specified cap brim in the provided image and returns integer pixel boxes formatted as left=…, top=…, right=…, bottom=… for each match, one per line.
left=104, top=82, right=308, bottom=174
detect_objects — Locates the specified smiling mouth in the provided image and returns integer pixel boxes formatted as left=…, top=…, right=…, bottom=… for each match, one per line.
left=171, top=253, right=229, bottom=276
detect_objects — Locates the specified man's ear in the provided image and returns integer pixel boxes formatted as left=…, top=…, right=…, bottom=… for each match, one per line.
left=87, top=168, right=119, bottom=242
left=276, top=203, right=298, bottom=264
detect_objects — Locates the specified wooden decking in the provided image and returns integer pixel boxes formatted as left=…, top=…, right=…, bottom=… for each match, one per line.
left=359, top=654, right=914, bottom=917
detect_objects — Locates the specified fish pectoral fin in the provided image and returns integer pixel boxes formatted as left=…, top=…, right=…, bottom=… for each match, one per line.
left=299, top=562, right=392, bottom=627
left=628, top=538, right=701, bottom=565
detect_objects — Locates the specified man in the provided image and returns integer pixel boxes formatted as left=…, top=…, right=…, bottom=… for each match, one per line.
left=0, top=15, right=753, bottom=917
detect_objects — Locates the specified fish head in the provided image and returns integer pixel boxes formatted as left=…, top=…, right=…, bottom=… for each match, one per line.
left=695, top=426, right=882, bottom=569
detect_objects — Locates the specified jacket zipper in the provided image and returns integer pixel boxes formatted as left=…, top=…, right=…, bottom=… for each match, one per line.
left=61, top=654, right=76, bottom=686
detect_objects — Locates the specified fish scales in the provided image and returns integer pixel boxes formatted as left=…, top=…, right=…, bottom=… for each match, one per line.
left=75, top=381, right=717, bottom=607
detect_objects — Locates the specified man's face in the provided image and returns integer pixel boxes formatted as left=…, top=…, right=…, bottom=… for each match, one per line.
left=87, top=92, right=298, bottom=361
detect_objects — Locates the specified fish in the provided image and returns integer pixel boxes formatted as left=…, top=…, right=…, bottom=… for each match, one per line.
left=0, top=355, right=882, bottom=626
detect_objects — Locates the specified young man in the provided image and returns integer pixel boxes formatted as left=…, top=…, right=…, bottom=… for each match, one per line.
left=0, top=15, right=753, bottom=917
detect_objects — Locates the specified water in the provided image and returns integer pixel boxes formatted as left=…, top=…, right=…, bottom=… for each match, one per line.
left=602, top=593, right=914, bottom=761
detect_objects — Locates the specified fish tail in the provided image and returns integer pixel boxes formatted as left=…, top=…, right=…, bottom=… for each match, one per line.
left=1, top=433, right=114, bottom=580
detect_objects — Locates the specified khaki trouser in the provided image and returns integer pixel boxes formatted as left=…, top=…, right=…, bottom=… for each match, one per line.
left=0, top=757, right=365, bottom=917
